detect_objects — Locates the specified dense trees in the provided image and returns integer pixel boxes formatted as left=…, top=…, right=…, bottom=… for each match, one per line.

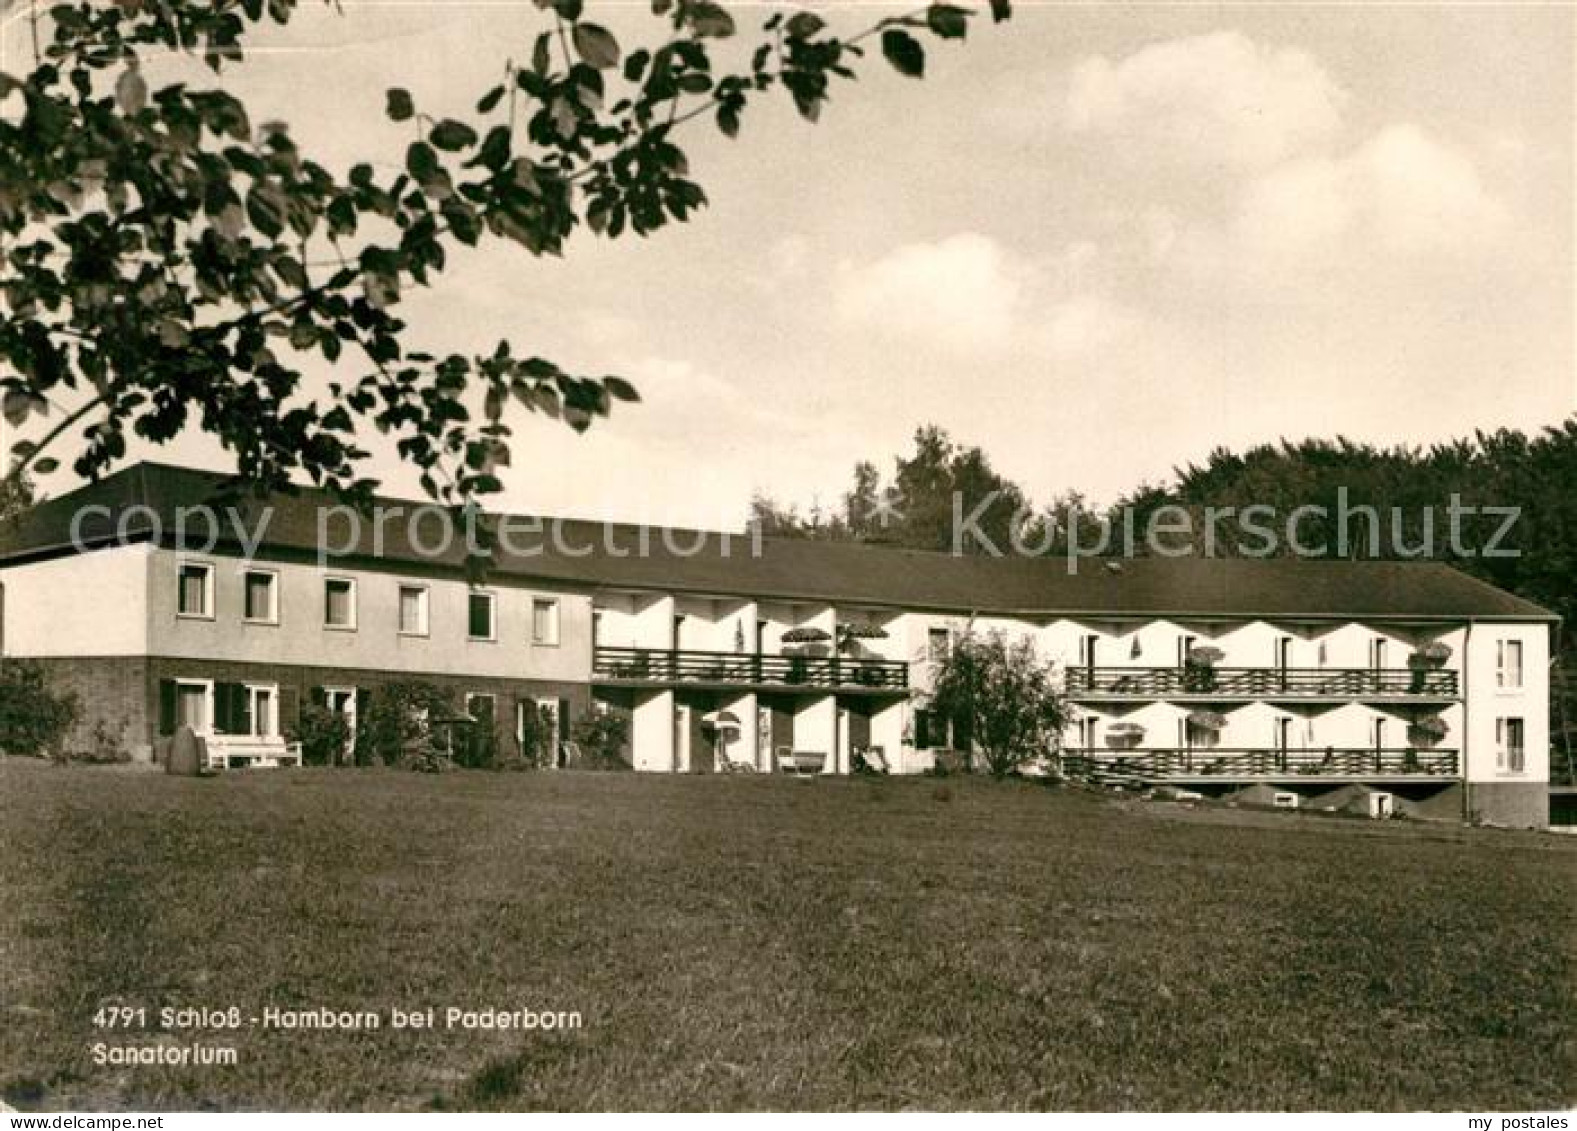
left=1, top=0, right=1009, bottom=507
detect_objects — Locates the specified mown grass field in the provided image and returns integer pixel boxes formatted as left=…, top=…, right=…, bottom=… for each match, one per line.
left=1, top=758, right=1572, bottom=1111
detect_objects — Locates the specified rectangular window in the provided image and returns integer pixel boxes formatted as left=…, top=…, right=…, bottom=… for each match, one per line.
left=398, top=585, right=429, bottom=636
left=1496, top=717, right=1526, bottom=773
left=177, top=562, right=213, bottom=618
left=176, top=681, right=209, bottom=733
left=243, top=570, right=278, bottom=624
left=1080, top=717, right=1099, bottom=750
left=1274, top=717, right=1291, bottom=752
left=466, top=692, right=496, bottom=720
left=1177, top=634, right=1196, bottom=667
left=1371, top=717, right=1387, bottom=752
left=1368, top=638, right=1388, bottom=671
left=1274, top=636, right=1292, bottom=670
left=1078, top=634, right=1099, bottom=669
left=324, top=577, right=356, bottom=629
left=927, top=628, right=951, bottom=664
left=248, top=685, right=276, bottom=737
left=1496, top=640, right=1524, bottom=689
left=531, top=598, right=559, bottom=646
left=468, top=591, right=497, bottom=641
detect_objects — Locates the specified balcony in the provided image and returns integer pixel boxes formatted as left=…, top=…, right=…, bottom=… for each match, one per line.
left=593, top=646, right=908, bottom=693
left=1065, top=666, right=1458, bottom=701
left=1062, top=746, right=1459, bottom=781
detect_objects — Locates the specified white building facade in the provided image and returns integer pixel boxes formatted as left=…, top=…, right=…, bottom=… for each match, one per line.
left=0, top=463, right=1556, bottom=827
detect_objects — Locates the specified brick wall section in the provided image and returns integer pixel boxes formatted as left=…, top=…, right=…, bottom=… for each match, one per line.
left=19, top=655, right=589, bottom=763
left=23, top=657, right=151, bottom=760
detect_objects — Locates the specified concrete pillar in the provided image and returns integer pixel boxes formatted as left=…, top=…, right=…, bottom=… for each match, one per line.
left=631, top=689, right=675, bottom=773
left=794, top=694, right=838, bottom=775
left=871, top=699, right=906, bottom=774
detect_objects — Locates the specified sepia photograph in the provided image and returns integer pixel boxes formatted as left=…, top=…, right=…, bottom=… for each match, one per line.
left=0, top=0, right=1573, bottom=1117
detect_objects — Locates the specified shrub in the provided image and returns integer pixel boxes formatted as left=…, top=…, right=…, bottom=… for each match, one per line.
left=570, top=709, right=630, bottom=770
left=928, top=629, right=1072, bottom=779
left=0, top=661, right=80, bottom=758
left=292, top=704, right=351, bottom=767
left=361, top=682, right=458, bottom=768
left=515, top=701, right=556, bottom=769
left=458, top=696, right=499, bottom=769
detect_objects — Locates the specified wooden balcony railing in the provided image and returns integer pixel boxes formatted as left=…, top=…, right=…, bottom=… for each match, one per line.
left=1062, top=746, right=1459, bottom=779
left=593, top=646, right=908, bottom=691
left=1064, top=666, right=1458, bottom=699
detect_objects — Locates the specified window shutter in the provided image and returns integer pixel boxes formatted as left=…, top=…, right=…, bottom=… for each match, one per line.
left=212, top=683, right=232, bottom=735
left=158, top=679, right=177, bottom=736
left=279, top=685, right=300, bottom=736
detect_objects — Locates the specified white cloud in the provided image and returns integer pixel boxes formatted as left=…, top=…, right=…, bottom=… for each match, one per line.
left=1065, top=31, right=1347, bottom=172
left=833, top=233, right=1026, bottom=350
left=1215, top=123, right=1504, bottom=273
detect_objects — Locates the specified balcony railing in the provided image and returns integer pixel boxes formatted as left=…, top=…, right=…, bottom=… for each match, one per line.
left=593, top=645, right=908, bottom=691
left=1065, top=665, right=1458, bottom=699
left=1062, top=746, right=1459, bottom=779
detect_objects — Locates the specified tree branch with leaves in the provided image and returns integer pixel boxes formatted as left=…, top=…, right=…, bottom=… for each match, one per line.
left=0, top=0, right=1010, bottom=510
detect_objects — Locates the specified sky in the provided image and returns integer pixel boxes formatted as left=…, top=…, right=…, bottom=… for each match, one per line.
left=5, top=1, right=1574, bottom=527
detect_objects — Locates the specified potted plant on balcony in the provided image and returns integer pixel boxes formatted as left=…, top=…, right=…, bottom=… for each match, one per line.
left=1183, top=645, right=1224, bottom=693
left=1407, top=714, right=1449, bottom=748
left=1106, top=721, right=1146, bottom=751
left=1407, top=641, right=1453, bottom=693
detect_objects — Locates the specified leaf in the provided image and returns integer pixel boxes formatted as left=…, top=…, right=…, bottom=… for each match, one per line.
left=246, top=182, right=286, bottom=238
left=430, top=119, right=477, bottom=151
left=2, top=389, right=36, bottom=427
left=989, top=0, right=1011, bottom=22
left=926, top=4, right=970, bottom=39
left=786, top=10, right=824, bottom=38
left=476, top=85, right=504, bottom=114
left=689, top=1, right=736, bottom=38
left=573, top=23, right=621, bottom=69
left=114, top=66, right=147, bottom=115
left=603, top=376, right=640, bottom=403
left=881, top=28, right=925, bottom=78
left=386, top=88, right=415, bottom=122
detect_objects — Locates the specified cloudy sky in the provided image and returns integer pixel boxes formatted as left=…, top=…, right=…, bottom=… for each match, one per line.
left=7, top=1, right=1574, bottom=526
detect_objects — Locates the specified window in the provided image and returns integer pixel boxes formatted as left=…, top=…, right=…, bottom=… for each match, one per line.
left=927, top=627, right=951, bottom=663
left=1368, top=638, right=1388, bottom=671
left=398, top=585, right=429, bottom=636
left=323, top=577, right=356, bottom=629
left=1177, top=634, right=1196, bottom=667
left=1496, top=640, right=1524, bottom=689
left=1370, top=717, right=1388, bottom=752
left=247, top=685, right=276, bottom=737
left=1078, top=634, right=1099, bottom=669
left=1273, top=717, right=1291, bottom=753
left=531, top=598, right=559, bottom=646
left=243, top=569, right=278, bottom=624
left=468, top=591, right=497, bottom=640
left=177, top=562, right=213, bottom=618
left=1496, top=717, right=1526, bottom=773
left=466, top=692, right=496, bottom=721
left=175, top=681, right=210, bottom=734
left=1274, top=636, right=1293, bottom=670
left=1079, top=717, right=1099, bottom=750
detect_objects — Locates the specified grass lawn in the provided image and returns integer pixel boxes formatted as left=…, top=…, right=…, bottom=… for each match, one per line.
left=0, top=758, right=1572, bottom=1111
